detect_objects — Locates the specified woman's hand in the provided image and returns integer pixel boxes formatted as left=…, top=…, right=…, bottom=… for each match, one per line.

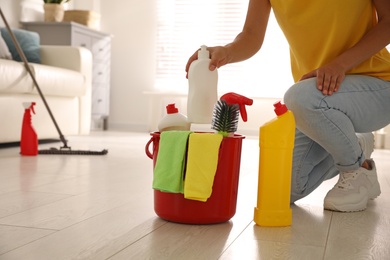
left=185, top=46, right=230, bottom=78
left=185, top=0, right=271, bottom=78
left=300, top=0, right=390, bottom=96
left=300, top=62, right=346, bottom=96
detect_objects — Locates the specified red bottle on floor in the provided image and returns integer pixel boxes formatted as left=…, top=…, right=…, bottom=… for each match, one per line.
left=20, top=102, right=38, bottom=156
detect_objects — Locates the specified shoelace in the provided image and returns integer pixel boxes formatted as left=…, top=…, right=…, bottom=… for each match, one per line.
left=337, top=171, right=358, bottom=189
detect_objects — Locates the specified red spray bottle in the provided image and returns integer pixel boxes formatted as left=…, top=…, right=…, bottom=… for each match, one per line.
left=20, top=102, right=38, bottom=156
left=211, top=92, right=253, bottom=136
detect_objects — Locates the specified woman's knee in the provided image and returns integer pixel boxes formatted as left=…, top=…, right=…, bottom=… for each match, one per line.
left=284, top=79, right=314, bottom=109
left=284, top=78, right=325, bottom=118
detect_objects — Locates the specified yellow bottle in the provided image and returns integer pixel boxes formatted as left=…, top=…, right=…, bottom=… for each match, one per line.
left=254, top=101, right=295, bottom=226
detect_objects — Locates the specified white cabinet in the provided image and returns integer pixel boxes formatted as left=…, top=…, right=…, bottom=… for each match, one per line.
left=22, top=21, right=111, bottom=130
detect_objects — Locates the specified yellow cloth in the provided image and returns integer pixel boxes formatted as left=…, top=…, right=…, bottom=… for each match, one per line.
left=184, top=133, right=223, bottom=202
left=270, top=0, right=390, bottom=82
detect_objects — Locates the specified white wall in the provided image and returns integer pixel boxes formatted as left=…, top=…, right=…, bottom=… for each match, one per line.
left=0, top=0, right=21, bottom=27
left=71, top=0, right=100, bottom=13
left=99, top=0, right=157, bottom=131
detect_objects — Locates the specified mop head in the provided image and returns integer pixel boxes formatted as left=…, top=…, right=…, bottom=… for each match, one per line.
left=211, top=100, right=239, bottom=137
left=39, top=148, right=108, bottom=155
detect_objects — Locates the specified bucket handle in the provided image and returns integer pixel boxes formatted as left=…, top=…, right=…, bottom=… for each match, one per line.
left=145, top=137, right=154, bottom=159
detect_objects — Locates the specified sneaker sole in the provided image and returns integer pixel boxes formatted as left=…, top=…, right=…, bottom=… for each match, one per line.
left=368, top=180, right=381, bottom=199
left=324, top=197, right=368, bottom=212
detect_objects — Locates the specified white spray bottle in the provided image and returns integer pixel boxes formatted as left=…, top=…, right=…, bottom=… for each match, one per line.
left=187, top=45, right=218, bottom=124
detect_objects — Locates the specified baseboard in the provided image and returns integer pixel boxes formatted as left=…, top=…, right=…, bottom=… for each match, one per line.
left=108, top=122, right=149, bottom=132
left=0, top=139, right=61, bottom=148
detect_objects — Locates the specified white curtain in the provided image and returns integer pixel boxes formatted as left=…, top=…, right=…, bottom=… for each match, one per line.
left=155, top=0, right=294, bottom=98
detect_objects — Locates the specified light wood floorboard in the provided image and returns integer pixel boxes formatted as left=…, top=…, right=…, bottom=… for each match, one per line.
left=0, top=131, right=389, bottom=259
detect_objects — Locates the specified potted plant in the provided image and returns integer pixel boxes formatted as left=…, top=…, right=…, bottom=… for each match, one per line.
left=43, top=0, right=71, bottom=22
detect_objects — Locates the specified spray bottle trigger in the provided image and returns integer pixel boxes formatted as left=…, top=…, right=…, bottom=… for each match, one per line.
left=30, top=102, right=36, bottom=114
left=220, top=92, right=253, bottom=122
left=23, top=102, right=36, bottom=114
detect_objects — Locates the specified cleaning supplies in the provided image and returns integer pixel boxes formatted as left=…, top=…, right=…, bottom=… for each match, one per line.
left=211, top=92, right=253, bottom=136
left=147, top=132, right=245, bottom=224
left=187, top=45, right=218, bottom=124
left=254, top=101, right=295, bottom=226
left=158, top=104, right=190, bottom=132
left=20, top=102, right=38, bottom=156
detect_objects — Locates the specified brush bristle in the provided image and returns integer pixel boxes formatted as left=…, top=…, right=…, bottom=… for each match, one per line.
left=211, top=100, right=239, bottom=136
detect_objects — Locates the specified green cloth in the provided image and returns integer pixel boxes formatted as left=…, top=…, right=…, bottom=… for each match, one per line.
left=153, top=131, right=192, bottom=193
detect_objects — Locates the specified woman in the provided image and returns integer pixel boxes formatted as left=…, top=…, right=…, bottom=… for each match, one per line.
left=186, top=0, right=390, bottom=212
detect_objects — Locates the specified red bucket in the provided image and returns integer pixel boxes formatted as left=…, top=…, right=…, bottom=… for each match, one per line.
left=145, top=132, right=245, bottom=224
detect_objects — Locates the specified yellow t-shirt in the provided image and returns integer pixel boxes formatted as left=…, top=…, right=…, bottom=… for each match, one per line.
left=270, top=0, right=390, bottom=82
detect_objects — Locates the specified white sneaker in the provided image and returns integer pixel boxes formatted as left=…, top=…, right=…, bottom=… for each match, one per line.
left=357, top=132, right=374, bottom=159
left=324, top=159, right=381, bottom=212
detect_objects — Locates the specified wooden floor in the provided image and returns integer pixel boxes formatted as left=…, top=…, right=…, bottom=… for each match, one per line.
left=0, top=131, right=389, bottom=260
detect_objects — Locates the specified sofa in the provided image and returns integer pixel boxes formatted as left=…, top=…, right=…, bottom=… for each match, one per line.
left=0, top=29, right=92, bottom=143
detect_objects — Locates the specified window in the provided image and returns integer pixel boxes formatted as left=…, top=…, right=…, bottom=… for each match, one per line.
left=155, top=0, right=294, bottom=98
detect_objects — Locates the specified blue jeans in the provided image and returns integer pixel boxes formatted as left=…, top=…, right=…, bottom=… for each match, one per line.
left=284, top=75, right=390, bottom=202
